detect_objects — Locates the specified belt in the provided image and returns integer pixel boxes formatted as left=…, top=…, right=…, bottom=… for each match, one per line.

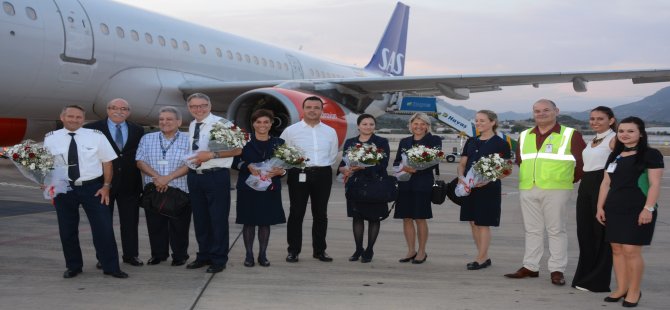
left=190, top=167, right=226, bottom=175
left=70, top=177, right=102, bottom=187
left=302, top=166, right=331, bottom=172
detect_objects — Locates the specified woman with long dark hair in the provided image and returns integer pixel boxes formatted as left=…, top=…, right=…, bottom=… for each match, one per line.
left=572, top=106, right=616, bottom=292
left=596, top=117, right=664, bottom=307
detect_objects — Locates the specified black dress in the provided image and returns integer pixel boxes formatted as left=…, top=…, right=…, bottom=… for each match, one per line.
left=339, top=135, right=391, bottom=219
left=393, top=133, right=442, bottom=219
left=459, top=135, right=511, bottom=227
left=233, top=136, right=287, bottom=226
left=604, top=148, right=664, bottom=245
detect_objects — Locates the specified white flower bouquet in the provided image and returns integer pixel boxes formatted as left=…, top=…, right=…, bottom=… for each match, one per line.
left=269, top=144, right=308, bottom=169
left=455, top=153, right=512, bottom=197
left=403, top=145, right=445, bottom=170
left=6, top=140, right=69, bottom=199
left=208, top=120, right=249, bottom=151
left=343, top=143, right=386, bottom=167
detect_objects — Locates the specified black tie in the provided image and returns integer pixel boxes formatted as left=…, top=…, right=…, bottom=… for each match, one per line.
left=68, top=133, right=80, bottom=182
left=192, top=122, right=203, bottom=151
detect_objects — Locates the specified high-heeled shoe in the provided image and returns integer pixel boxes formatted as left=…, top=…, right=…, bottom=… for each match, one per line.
left=603, top=292, right=627, bottom=302
left=399, top=252, right=417, bottom=263
left=361, top=249, right=373, bottom=263
left=243, top=255, right=255, bottom=267
left=622, top=292, right=641, bottom=308
left=349, top=248, right=364, bottom=262
left=257, top=256, right=270, bottom=267
left=411, top=253, right=427, bottom=264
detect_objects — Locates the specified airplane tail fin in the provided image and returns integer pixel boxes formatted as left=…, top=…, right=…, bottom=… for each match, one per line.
left=364, top=2, right=409, bottom=76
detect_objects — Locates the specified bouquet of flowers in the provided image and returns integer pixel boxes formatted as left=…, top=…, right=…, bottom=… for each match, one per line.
left=208, top=120, right=250, bottom=151
left=268, top=144, right=308, bottom=169
left=343, top=143, right=386, bottom=167
left=245, top=166, right=274, bottom=191
left=403, top=145, right=445, bottom=170
left=6, top=140, right=69, bottom=199
left=455, top=153, right=512, bottom=197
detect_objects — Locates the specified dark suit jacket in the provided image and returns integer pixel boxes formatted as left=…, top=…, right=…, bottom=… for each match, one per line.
left=84, top=118, right=144, bottom=195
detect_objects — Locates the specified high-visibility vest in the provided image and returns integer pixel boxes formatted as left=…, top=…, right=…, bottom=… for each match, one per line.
left=518, top=125, right=576, bottom=190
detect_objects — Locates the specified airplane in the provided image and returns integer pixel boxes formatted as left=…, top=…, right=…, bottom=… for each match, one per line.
left=2, top=0, right=670, bottom=147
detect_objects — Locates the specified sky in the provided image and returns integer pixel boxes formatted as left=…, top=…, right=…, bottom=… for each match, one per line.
left=113, top=0, right=670, bottom=113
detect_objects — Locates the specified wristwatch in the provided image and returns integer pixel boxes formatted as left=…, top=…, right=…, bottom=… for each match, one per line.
left=103, top=183, right=112, bottom=188
left=644, top=205, right=655, bottom=212
left=212, top=151, right=220, bottom=159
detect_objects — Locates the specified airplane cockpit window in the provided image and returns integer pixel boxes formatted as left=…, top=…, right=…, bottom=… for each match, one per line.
left=182, top=41, right=190, bottom=51
left=116, top=26, right=125, bottom=38
left=158, top=35, right=166, bottom=46
left=253, top=56, right=259, bottom=65
left=170, top=38, right=178, bottom=49
left=269, top=60, right=275, bottom=68
left=236, top=52, right=242, bottom=62
left=145, top=33, right=153, bottom=44
left=309, top=69, right=314, bottom=76
left=226, top=50, right=233, bottom=60
left=100, top=23, right=109, bottom=35
left=131, top=30, right=139, bottom=41
left=3, top=2, right=15, bottom=16
left=244, top=54, right=250, bottom=63
left=283, top=63, right=289, bottom=71
left=215, top=48, right=222, bottom=58
left=25, top=6, right=36, bottom=20
left=199, top=44, right=206, bottom=54
left=261, top=58, right=267, bottom=67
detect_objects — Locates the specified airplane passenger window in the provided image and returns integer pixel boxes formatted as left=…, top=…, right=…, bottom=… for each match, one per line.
left=216, top=48, right=222, bottom=58
left=253, top=56, right=259, bottom=65
left=158, top=35, right=166, bottom=46
left=199, top=44, right=206, bottom=54
left=269, top=60, right=274, bottom=68
left=145, top=33, right=153, bottom=44
left=25, top=6, right=36, bottom=20
left=226, top=50, right=233, bottom=60
left=131, top=30, right=139, bottom=41
left=116, top=26, right=125, bottom=38
left=182, top=41, right=190, bottom=51
left=261, top=58, right=267, bottom=66
left=236, top=52, right=242, bottom=62
left=100, top=23, right=109, bottom=35
left=244, top=54, right=250, bottom=63
left=171, top=38, right=178, bottom=49
left=3, top=2, right=15, bottom=16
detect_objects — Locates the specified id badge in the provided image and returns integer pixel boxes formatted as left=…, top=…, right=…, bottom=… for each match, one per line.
left=545, top=144, right=553, bottom=153
left=606, top=163, right=617, bottom=173
left=299, top=173, right=307, bottom=182
left=157, top=160, right=168, bottom=166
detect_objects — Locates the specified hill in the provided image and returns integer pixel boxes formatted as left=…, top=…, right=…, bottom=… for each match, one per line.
left=569, top=86, right=670, bottom=123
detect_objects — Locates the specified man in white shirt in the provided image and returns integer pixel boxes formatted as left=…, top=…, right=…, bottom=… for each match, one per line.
left=280, top=96, right=339, bottom=262
left=184, top=93, right=242, bottom=273
left=44, top=105, right=128, bottom=279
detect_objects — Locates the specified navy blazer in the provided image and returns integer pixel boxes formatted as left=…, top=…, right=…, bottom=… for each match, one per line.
left=233, top=135, right=285, bottom=191
left=338, top=134, right=390, bottom=178
left=84, top=118, right=144, bottom=193
left=393, top=132, right=442, bottom=192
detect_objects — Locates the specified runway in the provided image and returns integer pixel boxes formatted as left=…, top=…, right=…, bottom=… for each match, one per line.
left=1, top=155, right=669, bottom=310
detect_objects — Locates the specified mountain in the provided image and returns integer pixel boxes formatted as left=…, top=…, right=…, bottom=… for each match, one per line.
left=439, top=100, right=531, bottom=120
left=569, top=86, right=670, bottom=122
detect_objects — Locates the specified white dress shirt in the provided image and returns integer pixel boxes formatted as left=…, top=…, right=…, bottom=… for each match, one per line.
left=280, top=120, right=338, bottom=167
left=188, top=113, right=234, bottom=169
left=44, top=128, right=117, bottom=182
left=582, top=130, right=615, bottom=172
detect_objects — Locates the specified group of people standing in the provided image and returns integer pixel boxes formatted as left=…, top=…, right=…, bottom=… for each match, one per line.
left=43, top=94, right=664, bottom=307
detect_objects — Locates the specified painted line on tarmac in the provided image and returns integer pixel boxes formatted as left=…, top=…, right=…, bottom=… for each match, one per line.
left=0, top=182, right=39, bottom=189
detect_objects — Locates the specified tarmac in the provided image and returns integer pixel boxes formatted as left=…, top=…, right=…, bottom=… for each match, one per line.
left=1, top=149, right=669, bottom=310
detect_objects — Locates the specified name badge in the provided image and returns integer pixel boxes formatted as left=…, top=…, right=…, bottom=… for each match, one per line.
left=299, top=173, right=307, bottom=183
left=158, top=160, right=168, bottom=166
left=606, top=163, right=617, bottom=173
left=545, top=144, right=553, bottom=153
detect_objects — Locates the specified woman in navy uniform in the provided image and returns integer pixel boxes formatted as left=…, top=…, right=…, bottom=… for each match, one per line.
left=233, top=109, right=286, bottom=267
left=393, top=112, right=442, bottom=264
left=338, top=114, right=390, bottom=263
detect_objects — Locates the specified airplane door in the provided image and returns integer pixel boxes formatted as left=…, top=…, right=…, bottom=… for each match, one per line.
left=52, top=0, right=95, bottom=64
left=285, top=54, right=304, bottom=79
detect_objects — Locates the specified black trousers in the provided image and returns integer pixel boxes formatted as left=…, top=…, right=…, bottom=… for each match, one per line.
left=145, top=206, right=191, bottom=261
left=286, top=167, right=332, bottom=255
left=572, top=169, right=612, bottom=292
left=109, top=190, right=141, bottom=259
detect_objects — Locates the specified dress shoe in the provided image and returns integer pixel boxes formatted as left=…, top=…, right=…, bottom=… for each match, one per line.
left=603, top=292, right=627, bottom=302
left=171, top=258, right=187, bottom=266
left=504, top=267, right=539, bottom=278
left=467, top=258, right=492, bottom=270
left=122, top=257, right=144, bottom=266
left=622, top=292, right=641, bottom=308
left=360, top=249, right=373, bottom=263
left=258, top=257, right=271, bottom=267
left=349, top=248, right=364, bottom=262
left=285, top=253, right=299, bottom=263
left=206, top=264, right=225, bottom=273
left=147, top=257, right=166, bottom=265
left=244, top=256, right=255, bottom=267
left=412, top=253, right=428, bottom=264
left=103, top=270, right=129, bottom=279
left=96, top=262, right=102, bottom=270
left=313, top=252, right=333, bottom=262
left=186, top=260, right=211, bottom=269
left=398, top=252, right=417, bottom=263
left=63, top=269, right=82, bottom=278
left=550, top=271, right=566, bottom=286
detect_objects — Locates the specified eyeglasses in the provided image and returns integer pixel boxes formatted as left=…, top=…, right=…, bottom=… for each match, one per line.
left=188, top=104, right=210, bottom=110
left=107, top=106, right=130, bottom=112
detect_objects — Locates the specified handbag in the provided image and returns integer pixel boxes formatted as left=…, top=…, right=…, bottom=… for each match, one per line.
left=345, top=173, right=398, bottom=203
left=141, top=183, right=190, bottom=218
left=445, top=177, right=465, bottom=207
left=431, top=179, right=449, bottom=204
left=352, top=201, right=396, bottom=221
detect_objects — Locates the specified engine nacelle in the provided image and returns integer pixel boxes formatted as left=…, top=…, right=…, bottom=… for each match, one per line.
left=0, top=118, right=61, bottom=146
left=227, top=88, right=351, bottom=147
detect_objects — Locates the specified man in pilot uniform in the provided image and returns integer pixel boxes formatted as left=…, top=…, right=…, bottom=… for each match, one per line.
left=44, top=105, right=128, bottom=279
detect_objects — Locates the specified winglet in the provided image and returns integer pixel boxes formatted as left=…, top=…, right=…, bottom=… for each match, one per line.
left=364, top=2, right=409, bottom=77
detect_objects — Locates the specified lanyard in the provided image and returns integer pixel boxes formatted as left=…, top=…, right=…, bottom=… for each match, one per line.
left=159, top=132, right=179, bottom=160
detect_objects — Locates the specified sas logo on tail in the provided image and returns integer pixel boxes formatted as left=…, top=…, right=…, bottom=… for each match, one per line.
left=378, top=48, right=404, bottom=75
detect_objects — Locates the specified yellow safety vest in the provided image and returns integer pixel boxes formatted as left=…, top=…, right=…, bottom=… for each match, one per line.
left=518, top=125, right=576, bottom=190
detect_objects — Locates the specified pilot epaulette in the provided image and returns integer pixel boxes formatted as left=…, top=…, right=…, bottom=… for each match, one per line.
left=45, top=131, right=55, bottom=137
left=92, top=129, right=104, bottom=135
